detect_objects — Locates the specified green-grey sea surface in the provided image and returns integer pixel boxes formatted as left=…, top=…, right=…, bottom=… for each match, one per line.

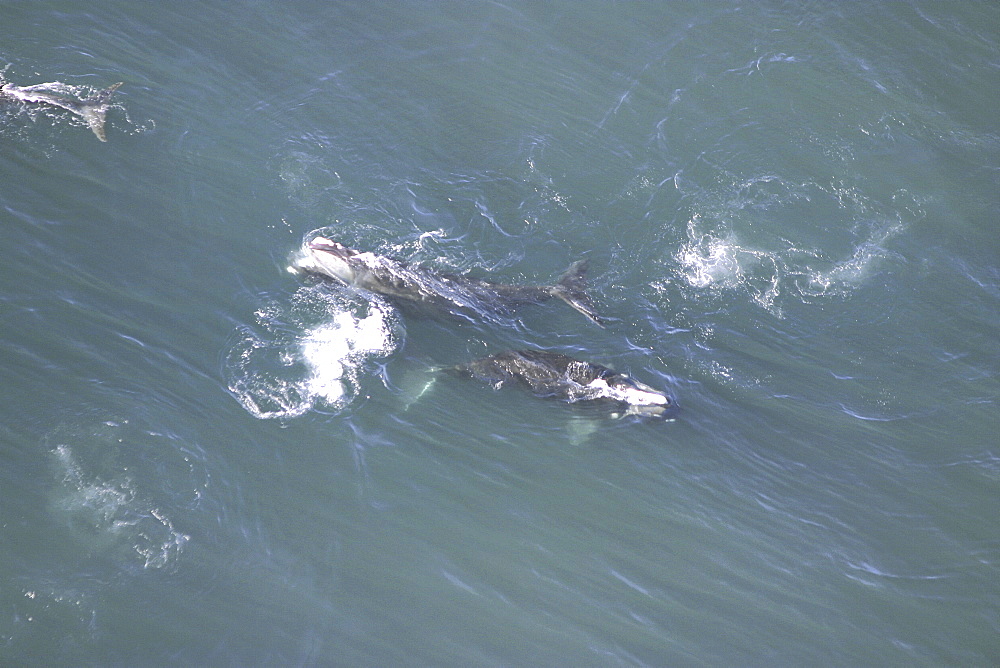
left=1, top=2, right=998, bottom=665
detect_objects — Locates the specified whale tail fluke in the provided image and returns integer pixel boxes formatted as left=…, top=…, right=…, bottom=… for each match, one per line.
left=79, top=82, right=123, bottom=142
left=551, top=259, right=603, bottom=327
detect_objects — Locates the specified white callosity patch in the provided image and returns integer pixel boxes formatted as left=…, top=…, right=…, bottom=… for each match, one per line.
left=584, top=377, right=670, bottom=406
left=289, top=238, right=357, bottom=284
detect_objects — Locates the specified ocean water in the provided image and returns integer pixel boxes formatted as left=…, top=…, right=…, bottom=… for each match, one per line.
left=1, top=1, right=998, bottom=665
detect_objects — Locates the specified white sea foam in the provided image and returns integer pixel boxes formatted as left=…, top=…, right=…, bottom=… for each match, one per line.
left=48, top=430, right=190, bottom=571
left=226, top=286, right=401, bottom=419
left=675, top=215, right=785, bottom=313
left=671, top=179, right=916, bottom=316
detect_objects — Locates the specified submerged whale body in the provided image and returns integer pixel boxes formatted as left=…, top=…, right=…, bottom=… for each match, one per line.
left=453, top=349, right=676, bottom=418
left=294, top=236, right=603, bottom=326
left=0, top=81, right=123, bottom=141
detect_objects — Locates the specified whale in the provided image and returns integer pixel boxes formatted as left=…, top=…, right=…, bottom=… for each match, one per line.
left=452, top=349, right=676, bottom=418
left=293, top=236, right=603, bottom=326
left=0, top=81, right=123, bottom=141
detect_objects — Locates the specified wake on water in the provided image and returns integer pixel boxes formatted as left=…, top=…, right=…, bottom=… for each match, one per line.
left=225, top=285, right=402, bottom=419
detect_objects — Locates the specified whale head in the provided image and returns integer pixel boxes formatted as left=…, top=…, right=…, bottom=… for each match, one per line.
left=587, top=373, right=677, bottom=419
left=294, top=236, right=365, bottom=284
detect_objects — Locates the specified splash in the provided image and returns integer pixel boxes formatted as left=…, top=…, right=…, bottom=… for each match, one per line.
left=675, top=215, right=784, bottom=313
left=225, top=286, right=401, bottom=419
